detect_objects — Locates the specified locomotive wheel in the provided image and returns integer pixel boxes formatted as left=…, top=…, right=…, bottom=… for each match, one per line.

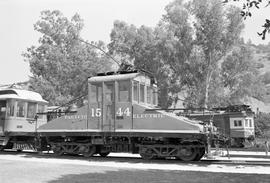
left=99, top=152, right=110, bottom=157
left=140, top=148, right=155, bottom=160
left=53, top=146, right=64, bottom=156
left=82, top=145, right=96, bottom=158
left=178, top=147, right=197, bottom=161
left=194, top=147, right=205, bottom=161
left=0, top=145, right=4, bottom=151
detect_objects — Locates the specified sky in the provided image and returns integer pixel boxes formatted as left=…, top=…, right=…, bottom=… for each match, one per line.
left=0, top=0, right=269, bottom=85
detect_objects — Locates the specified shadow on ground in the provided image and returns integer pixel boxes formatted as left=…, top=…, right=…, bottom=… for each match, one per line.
left=48, top=169, right=270, bottom=183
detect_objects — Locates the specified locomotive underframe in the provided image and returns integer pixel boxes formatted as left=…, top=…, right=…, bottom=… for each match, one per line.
left=39, top=132, right=207, bottom=161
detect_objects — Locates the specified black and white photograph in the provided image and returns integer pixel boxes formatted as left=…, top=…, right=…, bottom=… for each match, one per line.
left=1, top=0, right=270, bottom=182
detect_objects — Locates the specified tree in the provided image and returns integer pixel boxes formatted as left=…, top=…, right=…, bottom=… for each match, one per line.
left=23, top=10, right=112, bottom=105
left=108, top=0, right=247, bottom=108
left=108, top=0, right=195, bottom=108
left=184, top=0, right=244, bottom=108
left=156, top=0, right=195, bottom=107
left=224, top=0, right=270, bottom=40
left=221, top=45, right=265, bottom=103
left=261, top=71, right=270, bottom=85
left=255, top=112, right=270, bottom=137
left=108, top=20, right=174, bottom=107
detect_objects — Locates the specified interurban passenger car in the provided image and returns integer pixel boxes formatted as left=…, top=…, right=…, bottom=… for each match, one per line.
left=0, top=88, right=48, bottom=150
left=186, top=105, right=255, bottom=147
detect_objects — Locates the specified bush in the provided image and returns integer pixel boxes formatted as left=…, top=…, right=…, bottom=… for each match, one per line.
left=261, top=71, right=270, bottom=84
left=247, top=135, right=255, bottom=141
left=256, top=62, right=264, bottom=69
left=255, top=113, right=270, bottom=137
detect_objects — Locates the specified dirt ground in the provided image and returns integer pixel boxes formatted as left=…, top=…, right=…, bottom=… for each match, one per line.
left=1, top=158, right=270, bottom=183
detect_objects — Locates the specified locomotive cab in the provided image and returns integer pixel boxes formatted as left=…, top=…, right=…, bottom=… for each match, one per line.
left=88, top=71, right=158, bottom=132
left=88, top=70, right=205, bottom=135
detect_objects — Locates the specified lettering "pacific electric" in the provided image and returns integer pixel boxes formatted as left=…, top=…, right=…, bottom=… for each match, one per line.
left=133, top=114, right=164, bottom=119
left=65, top=115, right=87, bottom=120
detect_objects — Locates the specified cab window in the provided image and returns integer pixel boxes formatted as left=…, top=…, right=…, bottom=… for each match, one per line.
left=119, top=80, right=130, bottom=102
left=27, top=102, right=36, bottom=118
left=90, top=84, right=102, bottom=103
left=17, top=101, right=26, bottom=117
left=133, top=81, right=139, bottom=102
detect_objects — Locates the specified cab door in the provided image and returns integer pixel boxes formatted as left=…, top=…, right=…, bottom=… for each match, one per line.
left=0, top=100, right=6, bottom=135
left=103, top=82, right=115, bottom=132
left=115, top=80, right=132, bottom=130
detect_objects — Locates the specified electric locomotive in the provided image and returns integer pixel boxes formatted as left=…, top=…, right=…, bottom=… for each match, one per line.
left=38, top=69, right=210, bottom=161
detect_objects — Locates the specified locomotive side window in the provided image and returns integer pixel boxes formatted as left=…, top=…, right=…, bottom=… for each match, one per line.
left=140, top=84, right=145, bottom=103
left=17, top=101, right=26, bottom=117
left=152, top=87, right=158, bottom=105
left=27, top=102, right=36, bottom=118
left=146, top=86, right=152, bottom=104
left=133, top=81, right=139, bottom=102
left=118, top=80, right=130, bottom=102
left=7, top=100, right=15, bottom=117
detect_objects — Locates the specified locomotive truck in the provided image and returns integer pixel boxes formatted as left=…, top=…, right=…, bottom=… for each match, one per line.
left=37, top=69, right=210, bottom=161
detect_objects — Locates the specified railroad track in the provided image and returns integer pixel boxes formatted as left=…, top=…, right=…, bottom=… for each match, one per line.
left=200, top=159, right=270, bottom=166
left=1, top=150, right=270, bottom=166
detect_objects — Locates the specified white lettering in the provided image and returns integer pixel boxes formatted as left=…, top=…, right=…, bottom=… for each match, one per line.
left=64, top=115, right=87, bottom=120
left=90, top=108, right=102, bottom=117
left=132, top=113, right=164, bottom=119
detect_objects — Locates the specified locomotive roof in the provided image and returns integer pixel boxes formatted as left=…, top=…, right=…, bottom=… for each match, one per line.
left=88, top=70, right=151, bottom=83
left=0, top=88, right=48, bottom=103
